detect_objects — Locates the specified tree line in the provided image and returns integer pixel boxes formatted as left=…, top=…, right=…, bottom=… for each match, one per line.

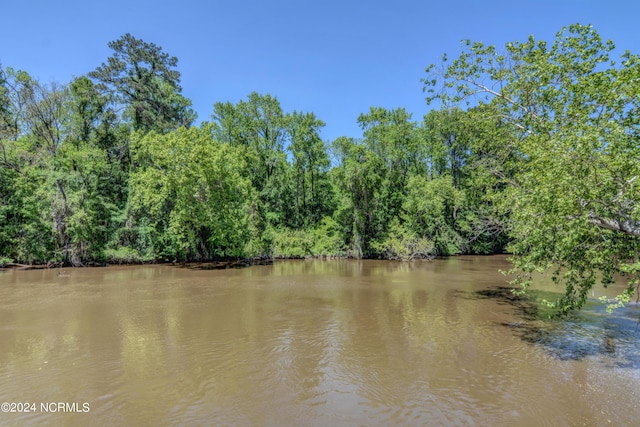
left=2, top=25, right=639, bottom=312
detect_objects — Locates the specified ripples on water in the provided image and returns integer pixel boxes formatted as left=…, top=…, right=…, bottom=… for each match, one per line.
left=528, top=307, right=640, bottom=367
left=477, top=285, right=640, bottom=368
left=1, top=258, right=640, bottom=426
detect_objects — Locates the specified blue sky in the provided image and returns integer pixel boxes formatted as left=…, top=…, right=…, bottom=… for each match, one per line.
left=1, top=0, right=638, bottom=141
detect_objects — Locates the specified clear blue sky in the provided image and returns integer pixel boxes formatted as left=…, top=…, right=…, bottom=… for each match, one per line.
left=1, top=0, right=638, bottom=141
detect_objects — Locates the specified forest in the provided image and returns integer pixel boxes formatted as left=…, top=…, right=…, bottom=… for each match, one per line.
left=1, top=24, right=639, bottom=312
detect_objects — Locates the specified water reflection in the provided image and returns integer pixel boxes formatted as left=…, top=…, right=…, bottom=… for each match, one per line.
left=1, top=257, right=639, bottom=426
left=476, top=285, right=640, bottom=368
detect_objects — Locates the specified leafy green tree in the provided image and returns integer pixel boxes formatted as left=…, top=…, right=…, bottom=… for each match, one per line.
left=0, top=65, right=27, bottom=144
left=0, top=68, right=42, bottom=261
left=90, top=33, right=196, bottom=133
left=5, top=154, right=54, bottom=263
left=0, top=65, right=17, bottom=256
left=425, top=24, right=640, bottom=312
left=19, top=77, right=68, bottom=157
left=212, top=92, right=287, bottom=183
left=371, top=217, right=434, bottom=260
left=402, top=174, right=464, bottom=255
left=128, top=125, right=254, bottom=260
left=212, top=93, right=298, bottom=231
left=9, top=74, right=74, bottom=262
left=420, top=105, right=515, bottom=253
left=68, top=76, right=107, bottom=144
left=52, top=138, right=114, bottom=264
left=0, top=70, right=126, bottom=265
left=287, top=111, right=332, bottom=226
left=358, top=107, right=421, bottom=226
left=0, top=148, right=26, bottom=260
left=422, top=108, right=472, bottom=186
left=334, top=107, right=436, bottom=258
left=69, top=75, right=130, bottom=206
left=331, top=136, right=385, bottom=257
left=0, top=64, right=14, bottom=141
left=271, top=216, right=345, bottom=258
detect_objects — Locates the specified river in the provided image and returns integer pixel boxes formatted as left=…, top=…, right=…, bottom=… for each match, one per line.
left=1, top=256, right=639, bottom=426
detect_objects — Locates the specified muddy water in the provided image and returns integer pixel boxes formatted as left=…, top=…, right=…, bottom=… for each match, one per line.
left=1, top=256, right=639, bottom=426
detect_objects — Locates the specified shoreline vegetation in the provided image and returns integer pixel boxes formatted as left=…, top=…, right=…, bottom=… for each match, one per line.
left=2, top=25, right=640, bottom=313
left=0, top=33, right=508, bottom=271
left=0, top=253, right=438, bottom=271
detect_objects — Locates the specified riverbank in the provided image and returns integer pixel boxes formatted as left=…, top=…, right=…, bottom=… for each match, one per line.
left=0, top=257, right=275, bottom=271
left=0, top=253, right=441, bottom=271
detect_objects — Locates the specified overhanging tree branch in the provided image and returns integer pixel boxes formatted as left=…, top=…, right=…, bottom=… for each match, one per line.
left=588, top=214, right=640, bottom=238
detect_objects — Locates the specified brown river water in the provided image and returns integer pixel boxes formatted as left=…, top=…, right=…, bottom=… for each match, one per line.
left=1, top=256, right=640, bottom=426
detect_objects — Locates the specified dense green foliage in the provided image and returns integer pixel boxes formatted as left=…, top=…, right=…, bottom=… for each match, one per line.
left=424, top=24, right=640, bottom=312
left=2, top=26, right=639, bottom=312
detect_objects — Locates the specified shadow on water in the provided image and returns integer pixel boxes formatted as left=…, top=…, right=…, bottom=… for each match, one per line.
left=178, top=257, right=274, bottom=270
left=475, top=286, right=640, bottom=368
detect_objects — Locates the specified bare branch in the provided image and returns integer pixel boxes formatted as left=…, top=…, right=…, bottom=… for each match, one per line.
left=588, top=214, right=640, bottom=237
